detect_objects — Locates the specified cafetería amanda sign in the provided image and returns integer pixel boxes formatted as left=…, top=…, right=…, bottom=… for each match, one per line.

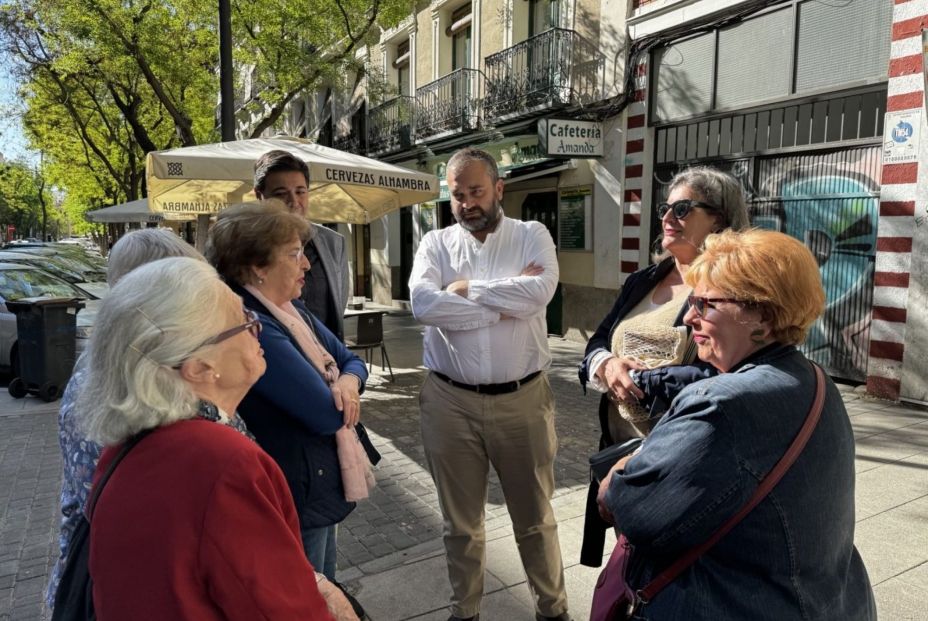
left=537, top=118, right=604, bottom=158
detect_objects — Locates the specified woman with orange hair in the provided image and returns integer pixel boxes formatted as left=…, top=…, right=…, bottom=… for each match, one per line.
left=596, top=229, right=875, bottom=621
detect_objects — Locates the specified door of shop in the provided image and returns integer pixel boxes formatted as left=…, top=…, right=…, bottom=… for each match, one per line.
left=653, top=145, right=880, bottom=382
left=352, top=224, right=372, bottom=300
left=521, top=191, right=563, bottom=336
left=398, top=207, right=413, bottom=300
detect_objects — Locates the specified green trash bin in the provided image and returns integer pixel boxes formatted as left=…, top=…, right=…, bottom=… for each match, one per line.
left=7, top=297, right=85, bottom=402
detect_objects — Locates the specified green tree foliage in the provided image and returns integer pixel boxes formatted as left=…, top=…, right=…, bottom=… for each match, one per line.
left=0, top=0, right=412, bottom=221
left=0, top=159, right=56, bottom=238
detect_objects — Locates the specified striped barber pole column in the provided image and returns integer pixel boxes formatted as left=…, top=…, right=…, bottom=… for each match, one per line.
left=620, top=60, right=649, bottom=283
left=867, top=0, right=928, bottom=400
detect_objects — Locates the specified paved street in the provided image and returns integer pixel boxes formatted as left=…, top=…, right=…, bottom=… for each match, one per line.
left=1, top=311, right=926, bottom=620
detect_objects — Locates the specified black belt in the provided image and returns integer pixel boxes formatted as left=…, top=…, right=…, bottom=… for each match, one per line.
left=432, top=370, right=542, bottom=395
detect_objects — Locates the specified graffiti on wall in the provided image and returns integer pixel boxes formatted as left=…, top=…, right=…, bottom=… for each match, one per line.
left=654, top=146, right=880, bottom=381
left=753, top=147, right=880, bottom=381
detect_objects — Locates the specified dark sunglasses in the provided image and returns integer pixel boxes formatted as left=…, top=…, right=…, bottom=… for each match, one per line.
left=657, top=199, right=719, bottom=220
left=687, top=295, right=751, bottom=317
left=199, top=308, right=262, bottom=348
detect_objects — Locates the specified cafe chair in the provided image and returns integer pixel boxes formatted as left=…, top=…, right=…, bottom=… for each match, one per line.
left=345, top=312, right=394, bottom=382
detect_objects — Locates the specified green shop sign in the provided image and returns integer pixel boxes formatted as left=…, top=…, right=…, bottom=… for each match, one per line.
left=430, top=135, right=550, bottom=201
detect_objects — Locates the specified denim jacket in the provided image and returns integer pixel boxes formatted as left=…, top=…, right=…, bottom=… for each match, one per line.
left=605, top=345, right=876, bottom=620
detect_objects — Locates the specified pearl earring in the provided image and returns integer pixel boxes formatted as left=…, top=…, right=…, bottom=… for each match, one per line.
left=214, top=373, right=221, bottom=380
left=257, top=277, right=265, bottom=285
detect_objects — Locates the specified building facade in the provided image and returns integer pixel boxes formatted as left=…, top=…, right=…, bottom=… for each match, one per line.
left=288, top=0, right=632, bottom=342
left=622, top=0, right=928, bottom=403
left=254, top=0, right=928, bottom=402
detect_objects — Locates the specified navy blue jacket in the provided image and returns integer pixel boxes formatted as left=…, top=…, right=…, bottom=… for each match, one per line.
left=233, top=285, right=369, bottom=529
left=579, top=259, right=692, bottom=566
left=607, top=345, right=876, bottom=620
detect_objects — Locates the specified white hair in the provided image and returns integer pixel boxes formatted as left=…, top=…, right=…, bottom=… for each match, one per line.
left=107, top=228, right=203, bottom=286
left=78, top=257, right=230, bottom=445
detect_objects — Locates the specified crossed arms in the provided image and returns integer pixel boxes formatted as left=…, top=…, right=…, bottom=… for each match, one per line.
left=409, top=222, right=559, bottom=331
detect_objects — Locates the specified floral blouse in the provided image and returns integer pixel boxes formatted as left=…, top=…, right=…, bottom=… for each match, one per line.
left=46, top=362, right=252, bottom=609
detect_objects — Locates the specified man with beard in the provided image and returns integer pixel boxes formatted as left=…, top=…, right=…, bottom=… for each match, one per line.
left=409, top=147, right=569, bottom=621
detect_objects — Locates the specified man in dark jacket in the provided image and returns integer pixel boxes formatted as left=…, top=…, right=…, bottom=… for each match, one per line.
left=254, top=150, right=351, bottom=340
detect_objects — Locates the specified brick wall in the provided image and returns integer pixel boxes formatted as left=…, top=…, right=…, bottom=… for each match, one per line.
left=619, top=60, right=649, bottom=283
left=867, top=0, right=928, bottom=400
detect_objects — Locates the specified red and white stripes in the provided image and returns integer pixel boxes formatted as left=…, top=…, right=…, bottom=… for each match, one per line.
left=619, top=60, right=649, bottom=282
left=867, top=0, right=927, bottom=400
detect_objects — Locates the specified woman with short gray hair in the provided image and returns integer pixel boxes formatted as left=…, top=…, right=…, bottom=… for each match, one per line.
left=77, top=257, right=347, bottom=619
left=105, top=228, right=200, bottom=286
left=47, top=229, right=205, bottom=610
left=577, top=166, right=750, bottom=566
left=78, top=259, right=239, bottom=442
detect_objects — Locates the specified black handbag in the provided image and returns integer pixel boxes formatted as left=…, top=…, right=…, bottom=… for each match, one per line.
left=51, top=431, right=150, bottom=621
left=589, top=438, right=643, bottom=483
left=355, top=422, right=381, bottom=466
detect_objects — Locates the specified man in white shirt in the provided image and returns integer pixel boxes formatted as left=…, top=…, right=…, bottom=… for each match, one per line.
left=409, top=148, right=569, bottom=621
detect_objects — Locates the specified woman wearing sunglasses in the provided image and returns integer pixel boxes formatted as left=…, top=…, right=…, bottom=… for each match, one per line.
left=78, top=258, right=353, bottom=619
left=578, top=167, right=749, bottom=566
left=206, top=202, right=369, bottom=588
left=594, top=229, right=876, bottom=621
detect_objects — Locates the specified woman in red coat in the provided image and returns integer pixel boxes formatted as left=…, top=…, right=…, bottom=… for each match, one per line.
left=77, top=257, right=355, bottom=620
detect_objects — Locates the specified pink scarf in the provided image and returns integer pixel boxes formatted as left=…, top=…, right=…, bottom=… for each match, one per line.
left=245, top=285, right=374, bottom=501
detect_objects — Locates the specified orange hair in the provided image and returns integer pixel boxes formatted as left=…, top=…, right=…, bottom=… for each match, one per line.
left=684, top=229, right=825, bottom=345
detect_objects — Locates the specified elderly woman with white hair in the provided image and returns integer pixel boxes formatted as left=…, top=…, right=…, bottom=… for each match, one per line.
left=77, top=257, right=351, bottom=620
left=47, top=228, right=203, bottom=609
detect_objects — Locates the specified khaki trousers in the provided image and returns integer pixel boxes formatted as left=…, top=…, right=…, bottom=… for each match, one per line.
left=419, top=372, right=568, bottom=618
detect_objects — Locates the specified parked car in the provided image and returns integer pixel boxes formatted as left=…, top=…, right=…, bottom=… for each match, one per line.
left=0, top=247, right=108, bottom=299
left=56, top=237, right=101, bottom=254
left=0, top=263, right=98, bottom=374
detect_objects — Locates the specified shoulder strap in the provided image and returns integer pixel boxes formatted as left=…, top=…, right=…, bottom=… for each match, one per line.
left=636, top=363, right=826, bottom=606
left=85, top=429, right=152, bottom=521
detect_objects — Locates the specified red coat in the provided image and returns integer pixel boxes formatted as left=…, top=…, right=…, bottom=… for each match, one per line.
left=90, top=418, right=334, bottom=620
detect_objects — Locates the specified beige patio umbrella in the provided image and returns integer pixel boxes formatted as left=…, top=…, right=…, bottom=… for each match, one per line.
left=85, top=198, right=196, bottom=224
left=146, top=136, right=438, bottom=224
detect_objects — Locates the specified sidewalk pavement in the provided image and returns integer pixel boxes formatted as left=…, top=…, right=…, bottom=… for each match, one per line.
left=0, top=311, right=926, bottom=620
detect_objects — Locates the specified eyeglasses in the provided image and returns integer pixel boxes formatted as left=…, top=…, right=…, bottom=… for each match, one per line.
left=687, top=295, right=751, bottom=317
left=657, top=199, right=719, bottom=220
left=198, top=308, right=262, bottom=348
left=171, top=309, right=262, bottom=369
left=285, top=247, right=305, bottom=263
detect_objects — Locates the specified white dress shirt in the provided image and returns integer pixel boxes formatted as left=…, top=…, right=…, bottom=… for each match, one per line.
left=409, top=216, right=559, bottom=385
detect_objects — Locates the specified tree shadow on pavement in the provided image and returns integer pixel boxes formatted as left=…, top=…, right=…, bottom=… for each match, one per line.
left=338, top=314, right=602, bottom=570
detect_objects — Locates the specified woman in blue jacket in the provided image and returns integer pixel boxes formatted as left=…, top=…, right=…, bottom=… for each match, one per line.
left=206, top=202, right=369, bottom=582
left=597, top=230, right=876, bottom=620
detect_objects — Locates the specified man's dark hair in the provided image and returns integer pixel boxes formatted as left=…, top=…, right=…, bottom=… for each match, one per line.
left=254, top=150, right=310, bottom=192
left=447, top=147, right=500, bottom=183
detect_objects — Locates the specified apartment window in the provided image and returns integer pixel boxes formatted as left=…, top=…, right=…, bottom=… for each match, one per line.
left=651, top=0, right=891, bottom=124
left=449, top=4, right=472, bottom=70
left=795, top=0, right=891, bottom=94
left=529, top=0, right=559, bottom=36
left=395, top=39, right=411, bottom=96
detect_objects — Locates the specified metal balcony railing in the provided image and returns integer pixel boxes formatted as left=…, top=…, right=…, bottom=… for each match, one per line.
left=367, top=96, right=416, bottom=154
left=483, top=28, right=605, bottom=122
left=333, top=133, right=363, bottom=154
left=416, top=68, right=483, bottom=140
